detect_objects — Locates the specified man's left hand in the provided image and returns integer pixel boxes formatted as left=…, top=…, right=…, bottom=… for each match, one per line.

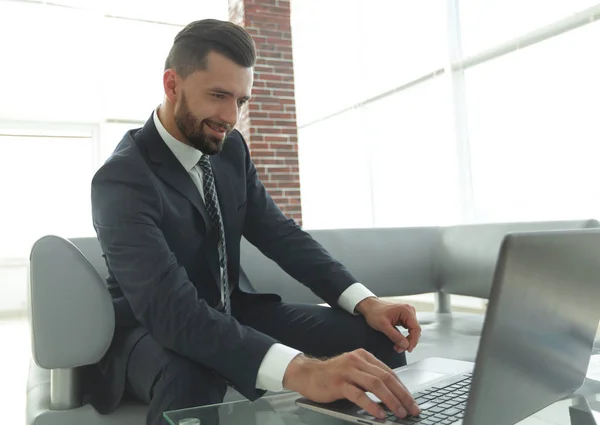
left=356, top=297, right=421, bottom=353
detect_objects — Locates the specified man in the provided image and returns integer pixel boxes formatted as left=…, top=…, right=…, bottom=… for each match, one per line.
left=90, top=19, right=422, bottom=425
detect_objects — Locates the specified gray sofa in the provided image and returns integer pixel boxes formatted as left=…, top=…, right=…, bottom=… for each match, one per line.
left=26, top=219, right=600, bottom=425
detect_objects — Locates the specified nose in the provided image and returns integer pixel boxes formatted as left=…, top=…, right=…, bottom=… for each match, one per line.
left=218, top=100, right=239, bottom=129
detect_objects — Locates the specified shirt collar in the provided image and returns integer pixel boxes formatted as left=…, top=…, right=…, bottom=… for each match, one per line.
left=153, top=107, right=203, bottom=172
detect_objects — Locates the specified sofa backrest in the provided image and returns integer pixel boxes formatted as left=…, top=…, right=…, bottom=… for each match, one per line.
left=27, top=219, right=600, bottom=369
left=240, top=227, right=440, bottom=303
left=437, top=219, right=600, bottom=299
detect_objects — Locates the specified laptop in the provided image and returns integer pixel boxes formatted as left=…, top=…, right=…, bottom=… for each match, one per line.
left=296, top=228, right=600, bottom=425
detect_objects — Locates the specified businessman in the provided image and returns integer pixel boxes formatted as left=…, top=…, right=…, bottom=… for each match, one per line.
left=90, top=19, right=422, bottom=425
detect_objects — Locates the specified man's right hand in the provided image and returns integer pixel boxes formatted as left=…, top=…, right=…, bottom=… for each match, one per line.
left=282, top=349, right=421, bottom=420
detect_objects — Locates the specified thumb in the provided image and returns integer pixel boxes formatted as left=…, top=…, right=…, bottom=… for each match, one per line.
left=380, top=323, right=409, bottom=351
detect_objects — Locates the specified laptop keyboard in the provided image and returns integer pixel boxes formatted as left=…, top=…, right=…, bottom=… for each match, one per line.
left=382, top=372, right=472, bottom=424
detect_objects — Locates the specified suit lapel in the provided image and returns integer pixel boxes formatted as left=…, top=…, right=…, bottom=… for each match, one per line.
left=156, top=162, right=212, bottom=231
left=137, top=117, right=212, bottom=231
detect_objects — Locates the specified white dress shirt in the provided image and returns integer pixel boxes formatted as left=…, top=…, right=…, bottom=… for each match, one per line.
left=152, top=109, right=376, bottom=392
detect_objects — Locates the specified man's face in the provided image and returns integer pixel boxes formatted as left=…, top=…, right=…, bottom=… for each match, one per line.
left=173, top=51, right=253, bottom=155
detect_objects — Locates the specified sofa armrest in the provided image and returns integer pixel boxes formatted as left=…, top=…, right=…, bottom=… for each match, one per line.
left=29, top=235, right=114, bottom=369
left=28, top=235, right=115, bottom=409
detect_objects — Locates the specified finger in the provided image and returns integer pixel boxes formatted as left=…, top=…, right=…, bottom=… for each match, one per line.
left=341, top=383, right=386, bottom=419
left=356, top=353, right=421, bottom=417
left=355, top=349, right=399, bottom=376
left=406, top=327, right=421, bottom=353
left=349, top=370, right=407, bottom=418
left=399, top=309, right=422, bottom=353
left=381, top=324, right=410, bottom=351
left=399, top=309, right=421, bottom=333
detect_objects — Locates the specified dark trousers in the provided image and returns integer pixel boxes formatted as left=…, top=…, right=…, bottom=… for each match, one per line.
left=126, top=301, right=408, bottom=425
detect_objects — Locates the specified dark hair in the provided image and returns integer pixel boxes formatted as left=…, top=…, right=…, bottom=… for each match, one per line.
left=165, top=19, right=256, bottom=78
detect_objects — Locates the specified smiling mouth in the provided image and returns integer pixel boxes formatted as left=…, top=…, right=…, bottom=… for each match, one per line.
left=206, top=122, right=228, bottom=134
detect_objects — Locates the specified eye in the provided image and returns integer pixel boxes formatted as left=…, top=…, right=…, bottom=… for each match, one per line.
left=212, top=93, right=226, bottom=100
left=238, top=99, right=248, bottom=107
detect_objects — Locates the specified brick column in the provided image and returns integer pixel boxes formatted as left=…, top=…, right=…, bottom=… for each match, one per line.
left=228, top=0, right=302, bottom=225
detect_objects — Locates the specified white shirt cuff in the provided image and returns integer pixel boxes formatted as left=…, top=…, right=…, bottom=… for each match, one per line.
left=255, top=343, right=302, bottom=391
left=337, top=283, right=377, bottom=315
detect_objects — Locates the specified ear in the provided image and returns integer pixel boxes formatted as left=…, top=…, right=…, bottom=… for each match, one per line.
left=163, top=69, right=179, bottom=103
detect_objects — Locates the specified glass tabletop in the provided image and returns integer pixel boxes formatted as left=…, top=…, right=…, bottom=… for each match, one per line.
left=164, top=358, right=600, bottom=425
left=164, top=391, right=385, bottom=425
left=164, top=386, right=600, bottom=425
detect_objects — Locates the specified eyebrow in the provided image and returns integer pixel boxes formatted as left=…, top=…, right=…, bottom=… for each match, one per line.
left=211, top=87, right=251, bottom=102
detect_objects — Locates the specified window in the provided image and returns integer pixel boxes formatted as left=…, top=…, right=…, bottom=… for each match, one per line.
left=100, top=18, right=181, bottom=121
left=99, top=122, right=140, bottom=163
left=292, top=0, right=445, bottom=127
left=459, top=0, right=600, bottom=56
left=465, top=20, right=600, bottom=222
left=299, top=108, right=375, bottom=230
left=299, top=76, right=460, bottom=230
left=367, top=76, right=460, bottom=227
left=0, top=132, right=96, bottom=259
left=0, top=2, right=103, bottom=122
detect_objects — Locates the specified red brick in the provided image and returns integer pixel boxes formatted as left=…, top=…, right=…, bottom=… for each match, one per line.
left=251, top=120, right=274, bottom=127
left=274, top=120, right=296, bottom=127
left=250, top=142, right=269, bottom=150
left=275, top=182, right=301, bottom=189
left=270, top=142, right=294, bottom=151
left=250, top=149, right=275, bottom=157
left=259, top=51, right=283, bottom=59
left=275, top=150, right=297, bottom=158
left=268, top=173, right=298, bottom=181
left=255, top=127, right=281, bottom=134
left=229, top=0, right=302, bottom=224
left=253, top=158, right=286, bottom=165
left=264, top=135, right=289, bottom=142
left=250, top=111, right=269, bottom=119
left=272, top=90, right=294, bottom=98
left=257, top=73, right=284, bottom=81
left=259, top=103, right=284, bottom=111
left=268, top=82, right=295, bottom=90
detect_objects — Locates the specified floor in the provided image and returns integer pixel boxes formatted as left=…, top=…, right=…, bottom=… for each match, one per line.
left=0, top=314, right=29, bottom=424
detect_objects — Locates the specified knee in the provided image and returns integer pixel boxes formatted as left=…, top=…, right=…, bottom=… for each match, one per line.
left=155, top=355, right=227, bottom=405
left=362, top=323, right=407, bottom=369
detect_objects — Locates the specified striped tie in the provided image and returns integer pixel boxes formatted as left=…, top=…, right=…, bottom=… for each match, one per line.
left=198, top=155, right=230, bottom=314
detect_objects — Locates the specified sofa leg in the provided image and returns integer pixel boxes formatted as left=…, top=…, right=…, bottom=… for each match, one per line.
left=51, top=368, right=81, bottom=410
left=435, top=292, right=452, bottom=314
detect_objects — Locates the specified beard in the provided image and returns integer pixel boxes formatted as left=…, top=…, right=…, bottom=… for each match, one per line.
left=174, top=93, right=232, bottom=155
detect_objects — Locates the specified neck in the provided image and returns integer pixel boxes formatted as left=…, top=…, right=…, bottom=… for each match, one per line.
left=158, top=102, right=187, bottom=144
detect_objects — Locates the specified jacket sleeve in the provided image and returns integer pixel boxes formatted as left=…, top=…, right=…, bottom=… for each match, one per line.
left=91, top=157, right=276, bottom=400
left=239, top=133, right=358, bottom=307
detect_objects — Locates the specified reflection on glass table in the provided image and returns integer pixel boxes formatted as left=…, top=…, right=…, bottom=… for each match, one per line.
left=164, top=379, right=600, bottom=425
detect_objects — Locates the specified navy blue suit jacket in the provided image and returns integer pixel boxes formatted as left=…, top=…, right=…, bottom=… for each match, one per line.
left=88, top=115, right=357, bottom=412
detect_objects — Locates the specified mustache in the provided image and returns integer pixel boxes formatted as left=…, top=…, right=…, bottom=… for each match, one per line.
left=203, top=119, right=233, bottom=132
